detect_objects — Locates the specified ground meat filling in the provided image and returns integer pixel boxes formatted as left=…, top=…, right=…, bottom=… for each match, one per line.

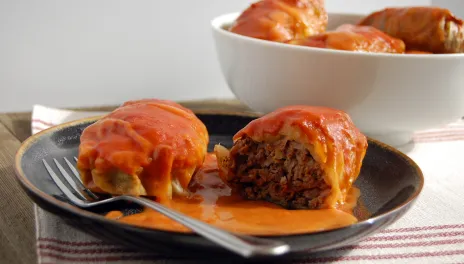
left=230, top=136, right=330, bottom=209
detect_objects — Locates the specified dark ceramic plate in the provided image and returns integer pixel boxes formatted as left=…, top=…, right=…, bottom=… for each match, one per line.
left=15, top=111, right=423, bottom=262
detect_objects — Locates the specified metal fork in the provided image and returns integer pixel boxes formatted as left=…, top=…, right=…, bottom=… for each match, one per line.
left=42, top=157, right=290, bottom=258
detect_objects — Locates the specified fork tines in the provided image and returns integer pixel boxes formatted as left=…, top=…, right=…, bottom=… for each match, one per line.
left=43, top=157, right=99, bottom=202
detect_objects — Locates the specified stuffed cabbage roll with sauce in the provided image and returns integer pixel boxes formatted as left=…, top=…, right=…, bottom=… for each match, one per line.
left=288, top=24, right=405, bottom=53
left=77, top=99, right=209, bottom=203
left=229, top=0, right=327, bottom=42
left=215, top=106, right=367, bottom=210
left=358, top=7, right=464, bottom=54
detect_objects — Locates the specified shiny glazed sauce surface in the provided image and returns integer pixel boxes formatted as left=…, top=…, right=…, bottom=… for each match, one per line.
left=106, top=154, right=360, bottom=235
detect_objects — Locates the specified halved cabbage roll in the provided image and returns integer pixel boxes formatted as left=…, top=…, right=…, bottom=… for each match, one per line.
left=77, top=99, right=208, bottom=202
left=215, top=106, right=367, bottom=209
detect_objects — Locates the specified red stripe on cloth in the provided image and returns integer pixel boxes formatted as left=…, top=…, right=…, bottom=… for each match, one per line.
left=413, top=129, right=464, bottom=138
left=413, top=136, right=464, bottom=143
left=38, top=239, right=464, bottom=255
left=414, top=135, right=464, bottom=142
left=32, top=126, right=50, bottom=132
left=38, top=239, right=464, bottom=258
left=381, top=224, right=464, bottom=233
left=39, top=252, right=166, bottom=262
left=415, top=129, right=464, bottom=136
left=340, top=238, right=464, bottom=250
left=38, top=226, right=464, bottom=249
left=32, top=119, right=56, bottom=127
left=301, top=249, right=464, bottom=263
left=365, top=231, right=464, bottom=242
left=38, top=238, right=114, bottom=246
left=415, top=126, right=464, bottom=133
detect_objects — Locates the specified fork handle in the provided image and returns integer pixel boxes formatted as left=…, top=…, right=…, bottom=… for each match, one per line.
left=120, top=196, right=290, bottom=258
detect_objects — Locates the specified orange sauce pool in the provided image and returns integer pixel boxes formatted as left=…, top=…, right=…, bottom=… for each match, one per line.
left=106, top=154, right=361, bottom=235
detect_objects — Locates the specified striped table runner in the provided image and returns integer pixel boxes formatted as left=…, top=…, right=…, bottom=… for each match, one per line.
left=32, top=105, right=464, bottom=264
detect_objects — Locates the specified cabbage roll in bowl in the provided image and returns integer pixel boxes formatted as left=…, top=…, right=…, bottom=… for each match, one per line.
left=358, top=6, right=464, bottom=54
left=77, top=99, right=209, bottom=203
left=215, top=106, right=368, bottom=210
left=229, top=0, right=328, bottom=42
left=287, top=24, right=406, bottom=53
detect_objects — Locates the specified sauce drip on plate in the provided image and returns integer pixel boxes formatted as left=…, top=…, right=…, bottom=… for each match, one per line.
left=105, top=153, right=360, bottom=235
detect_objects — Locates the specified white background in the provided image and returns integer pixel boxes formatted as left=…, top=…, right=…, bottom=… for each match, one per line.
left=3, top=0, right=459, bottom=112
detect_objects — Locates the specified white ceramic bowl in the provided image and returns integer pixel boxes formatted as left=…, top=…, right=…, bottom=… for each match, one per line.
left=211, top=12, right=464, bottom=146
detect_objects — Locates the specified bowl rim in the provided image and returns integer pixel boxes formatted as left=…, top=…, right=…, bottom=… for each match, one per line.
left=211, top=11, right=464, bottom=59
left=14, top=111, right=425, bottom=240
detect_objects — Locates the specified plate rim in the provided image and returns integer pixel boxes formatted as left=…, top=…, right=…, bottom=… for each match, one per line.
left=14, top=110, right=425, bottom=239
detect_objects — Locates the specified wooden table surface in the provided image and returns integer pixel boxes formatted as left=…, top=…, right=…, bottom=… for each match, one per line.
left=0, top=99, right=250, bottom=264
